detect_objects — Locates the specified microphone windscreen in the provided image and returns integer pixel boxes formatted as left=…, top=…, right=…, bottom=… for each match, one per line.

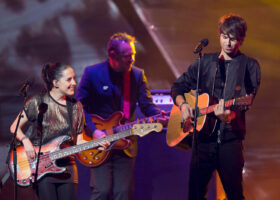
left=201, top=38, right=209, bottom=47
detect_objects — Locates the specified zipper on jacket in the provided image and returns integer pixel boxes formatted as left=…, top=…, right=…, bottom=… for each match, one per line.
left=211, top=66, right=218, bottom=97
left=217, top=129, right=221, bottom=143
left=211, top=64, right=218, bottom=138
left=222, top=62, right=230, bottom=102
left=217, top=62, right=230, bottom=144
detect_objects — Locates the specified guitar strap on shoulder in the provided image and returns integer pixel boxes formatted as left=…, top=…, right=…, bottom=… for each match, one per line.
left=66, top=97, right=75, bottom=144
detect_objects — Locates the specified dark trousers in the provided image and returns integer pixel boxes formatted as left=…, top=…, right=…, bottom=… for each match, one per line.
left=37, top=180, right=78, bottom=200
left=90, top=150, right=135, bottom=200
left=189, top=139, right=245, bottom=200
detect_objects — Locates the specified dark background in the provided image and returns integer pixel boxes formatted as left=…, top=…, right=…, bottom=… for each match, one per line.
left=1, top=0, right=280, bottom=199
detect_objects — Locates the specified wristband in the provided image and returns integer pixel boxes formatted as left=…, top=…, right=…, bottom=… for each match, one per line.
left=179, top=101, right=188, bottom=111
left=21, top=136, right=28, bottom=142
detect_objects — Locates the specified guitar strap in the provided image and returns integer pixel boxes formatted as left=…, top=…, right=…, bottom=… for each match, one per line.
left=66, top=97, right=75, bottom=144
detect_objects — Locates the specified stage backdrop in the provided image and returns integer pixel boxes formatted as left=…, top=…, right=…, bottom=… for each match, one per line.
left=1, top=0, right=280, bottom=200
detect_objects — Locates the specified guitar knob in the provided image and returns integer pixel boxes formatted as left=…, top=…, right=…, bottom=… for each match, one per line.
left=95, top=156, right=100, bottom=160
left=89, top=161, right=93, bottom=165
left=83, top=156, right=88, bottom=160
left=89, top=152, right=93, bottom=155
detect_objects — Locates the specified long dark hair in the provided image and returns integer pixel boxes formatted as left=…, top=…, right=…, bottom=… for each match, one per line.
left=41, top=62, right=72, bottom=91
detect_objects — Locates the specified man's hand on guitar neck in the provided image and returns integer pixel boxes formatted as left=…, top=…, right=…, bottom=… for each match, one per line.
left=93, top=129, right=111, bottom=150
left=214, top=99, right=236, bottom=123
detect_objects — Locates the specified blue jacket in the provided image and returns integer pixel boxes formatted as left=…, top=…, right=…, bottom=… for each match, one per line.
left=76, top=60, right=160, bottom=155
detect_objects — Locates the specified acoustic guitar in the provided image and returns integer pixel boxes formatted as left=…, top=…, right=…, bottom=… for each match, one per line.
left=166, top=93, right=253, bottom=150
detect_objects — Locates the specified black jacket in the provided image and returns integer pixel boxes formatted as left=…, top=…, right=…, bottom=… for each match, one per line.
left=171, top=52, right=261, bottom=142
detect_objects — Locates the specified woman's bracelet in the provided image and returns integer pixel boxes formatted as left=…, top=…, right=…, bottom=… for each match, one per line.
left=21, top=136, right=28, bottom=142
left=179, top=101, right=188, bottom=111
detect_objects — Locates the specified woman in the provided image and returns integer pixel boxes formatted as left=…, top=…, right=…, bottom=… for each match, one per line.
left=10, top=62, right=85, bottom=200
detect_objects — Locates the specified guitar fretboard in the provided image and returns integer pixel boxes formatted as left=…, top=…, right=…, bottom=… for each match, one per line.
left=49, top=129, right=132, bottom=160
left=114, top=112, right=168, bottom=133
left=49, top=112, right=168, bottom=160
left=199, top=99, right=235, bottom=115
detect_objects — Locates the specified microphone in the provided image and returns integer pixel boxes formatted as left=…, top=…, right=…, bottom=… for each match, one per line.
left=193, top=38, right=209, bottom=54
left=18, top=78, right=33, bottom=96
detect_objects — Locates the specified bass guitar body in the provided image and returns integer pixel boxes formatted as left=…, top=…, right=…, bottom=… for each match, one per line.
left=8, top=136, right=71, bottom=187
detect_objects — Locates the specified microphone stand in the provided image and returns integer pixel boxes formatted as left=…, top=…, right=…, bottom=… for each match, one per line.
left=10, top=87, right=30, bottom=200
left=192, top=51, right=202, bottom=199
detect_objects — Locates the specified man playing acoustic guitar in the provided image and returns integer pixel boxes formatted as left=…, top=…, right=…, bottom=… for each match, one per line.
left=171, top=14, right=261, bottom=200
left=76, top=32, right=166, bottom=200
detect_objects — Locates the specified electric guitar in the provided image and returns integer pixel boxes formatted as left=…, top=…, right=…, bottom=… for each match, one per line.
left=8, top=122, right=162, bottom=187
left=166, top=93, right=253, bottom=150
left=76, top=111, right=168, bottom=167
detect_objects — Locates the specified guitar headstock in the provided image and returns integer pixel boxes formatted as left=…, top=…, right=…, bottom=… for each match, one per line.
left=131, top=123, right=163, bottom=137
left=235, top=95, right=253, bottom=106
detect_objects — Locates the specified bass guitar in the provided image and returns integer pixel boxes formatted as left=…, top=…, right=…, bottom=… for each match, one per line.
left=8, top=122, right=162, bottom=187
left=76, top=111, right=168, bottom=167
left=166, top=93, right=253, bottom=150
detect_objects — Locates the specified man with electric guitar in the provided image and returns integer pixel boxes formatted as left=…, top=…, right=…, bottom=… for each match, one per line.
left=76, top=32, right=167, bottom=200
left=170, top=14, right=261, bottom=200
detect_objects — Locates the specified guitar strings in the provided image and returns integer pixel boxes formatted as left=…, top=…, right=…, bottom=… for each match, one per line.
left=13, top=113, right=169, bottom=169
left=12, top=152, right=52, bottom=167
left=13, top=130, right=130, bottom=167
left=14, top=129, right=133, bottom=167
